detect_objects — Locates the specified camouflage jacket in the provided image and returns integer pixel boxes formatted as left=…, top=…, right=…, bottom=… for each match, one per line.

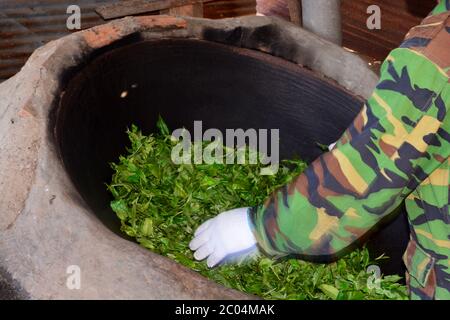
left=249, top=1, right=450, bottom=300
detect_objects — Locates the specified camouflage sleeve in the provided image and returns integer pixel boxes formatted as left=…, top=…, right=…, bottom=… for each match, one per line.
left=249, top=1, right=450, bottom=261
left=432, top=0, right=450, bottom=15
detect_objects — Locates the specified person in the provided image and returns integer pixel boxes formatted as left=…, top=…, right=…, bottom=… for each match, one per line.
left=190, top=0, right=450, bottom=300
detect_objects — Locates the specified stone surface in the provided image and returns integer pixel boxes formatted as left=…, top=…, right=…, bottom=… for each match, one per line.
left=0, top=15, right=377, bottom=299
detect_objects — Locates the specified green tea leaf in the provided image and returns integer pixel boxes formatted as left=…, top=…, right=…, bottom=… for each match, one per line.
left=156, top=115, right=170, bottom=136
left=141, top=218, right=154, bottom=237
left=110, top=199, right=129, bottom=220
left=320, top=284, right=339, bottom=300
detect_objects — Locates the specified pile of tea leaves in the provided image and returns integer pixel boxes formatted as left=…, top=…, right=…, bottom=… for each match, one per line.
left=107, top=118, right=408, bottom=300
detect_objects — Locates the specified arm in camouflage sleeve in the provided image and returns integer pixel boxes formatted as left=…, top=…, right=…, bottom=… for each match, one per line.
left=249, top=0, right=450, bottom=261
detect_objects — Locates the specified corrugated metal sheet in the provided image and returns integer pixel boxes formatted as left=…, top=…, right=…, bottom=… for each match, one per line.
left=0, top=0, right=115, bottom=80
left=204, top=0, right=255, bottom=18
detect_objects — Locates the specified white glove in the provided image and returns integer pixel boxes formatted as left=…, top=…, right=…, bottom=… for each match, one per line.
left=189, top=207, right=259, bottom=268
left=328, top=141, right=337, bottom=151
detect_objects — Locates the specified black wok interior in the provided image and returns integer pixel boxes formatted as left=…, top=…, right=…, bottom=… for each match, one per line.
left=55, top=39, right=409, bottom=276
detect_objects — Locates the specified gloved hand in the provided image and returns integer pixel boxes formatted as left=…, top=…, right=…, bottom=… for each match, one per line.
left=189, top=207, right=259, bottom=268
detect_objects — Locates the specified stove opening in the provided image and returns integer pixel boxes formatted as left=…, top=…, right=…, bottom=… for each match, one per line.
left=55, top=39, right=409, bottom=276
